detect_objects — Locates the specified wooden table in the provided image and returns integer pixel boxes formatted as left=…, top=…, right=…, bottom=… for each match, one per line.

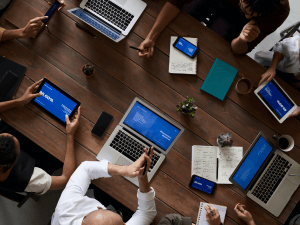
left=1, top=0, right=300, bottom=224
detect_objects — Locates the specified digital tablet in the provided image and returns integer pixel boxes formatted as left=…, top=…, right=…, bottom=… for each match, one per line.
left=254, top=79, right=297, bottom=123
left=32, top=78, right=81, bottom=124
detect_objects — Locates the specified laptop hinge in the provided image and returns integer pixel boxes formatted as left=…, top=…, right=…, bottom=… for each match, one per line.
left=83, top=8, right=122, bottom=34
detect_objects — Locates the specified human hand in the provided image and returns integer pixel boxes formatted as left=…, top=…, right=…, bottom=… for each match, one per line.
left=204, top=204, right=221, bottom=225
left=258, top=67, right=276, bottom=86
left=57, top=0, right=66, bottom=11
left=124, top=147, right=153, bottom=178
left=234, top=203, right=254, bottom=225
left=19, top=79, right=43, bottom=105
left=66, top=106, right=81, bottom=136
left=138, top=38, right=155, bottom=59
left=288, top=106, right=300, bottom=118
left=20, top=16, right=48, bottom=38
left=239, top=20, right=260, bottom=42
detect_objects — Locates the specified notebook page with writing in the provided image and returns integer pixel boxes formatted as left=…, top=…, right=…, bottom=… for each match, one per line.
left=169, top=36, right=197, bottom=74
left=217, top=147, right=243, bottom=184
left=192, top=146, right=217, bottom=183
left=196, top=202, right=227, bottom=225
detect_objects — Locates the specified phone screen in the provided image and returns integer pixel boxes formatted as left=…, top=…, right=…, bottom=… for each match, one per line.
left=0, top=71, right=18, bottom=97
left=92, top=112, right=113, bottom=138
left=190, top=175, right=216, bottom=194
left=42, top=1, right=61, bottom=23
left=174, top=37, right=198, bottom=58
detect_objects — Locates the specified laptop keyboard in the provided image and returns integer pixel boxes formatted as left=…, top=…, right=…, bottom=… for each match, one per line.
left=70, top=9, right=121, bottom=40
left=86, top=0, right=134, bottom=31
left=252, top=155, right=292, bottom=204
left=110, top=130, right=161, bottom=171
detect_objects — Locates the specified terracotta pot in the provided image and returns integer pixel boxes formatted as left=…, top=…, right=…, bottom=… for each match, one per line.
left=81, top=65, right=95, bottom=77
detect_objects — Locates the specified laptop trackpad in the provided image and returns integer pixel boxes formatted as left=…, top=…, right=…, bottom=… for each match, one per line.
left=115, top=156, right=132, bottom=166
left=112, top=0, right=127, bottom=7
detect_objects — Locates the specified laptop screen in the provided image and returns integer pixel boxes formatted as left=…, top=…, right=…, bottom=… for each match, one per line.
left=124, top=102, right=181, bottom=151
left=258, top=80, right=294, bottom=119
left=232, top=136, right=273, bottom=190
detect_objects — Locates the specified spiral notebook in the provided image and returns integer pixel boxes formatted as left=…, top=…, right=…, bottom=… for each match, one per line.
left=169, top=36, right=197, bottom=75
left=200, top=58, right=238, bottom=101
left=196, top=202, right=227, bottom=225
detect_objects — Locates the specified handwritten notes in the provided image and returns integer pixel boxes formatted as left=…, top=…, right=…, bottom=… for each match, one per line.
left=197, top=202, right=227, bottom=225
left=192, top=146, right=243, bottom=184
left=169, top=36, right=197, bottom=74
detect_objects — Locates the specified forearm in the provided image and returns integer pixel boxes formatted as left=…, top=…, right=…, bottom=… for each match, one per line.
left=269, top=52, right=284, bottom=70
left=146, top=2, right=180, bottom=42
left=231, top=37, right=248, bottom=55
left=61, top=135, right=76, bottom=179
left=107, top=163, right=127, bottom=176
left=1, top=29, right=24, bottom=42
left=138, top=175, right=151, bottom=193
left=0, top=98, right=22, bottom=113
left=248, top=220, right=256, bottom=225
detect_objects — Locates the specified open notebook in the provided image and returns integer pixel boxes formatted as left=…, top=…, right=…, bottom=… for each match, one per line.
left=192, top=145, right=243, bottom=184
left=196, top=202, right=227, bottom=225
left=169, top=36, right=197, bottom=75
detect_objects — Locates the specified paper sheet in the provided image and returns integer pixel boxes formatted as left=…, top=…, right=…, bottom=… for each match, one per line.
left=217, top=147, right=244, bottom=184
left=169, top=36, right=197, bottom=74
left=197, top=202, right=227, bottom=225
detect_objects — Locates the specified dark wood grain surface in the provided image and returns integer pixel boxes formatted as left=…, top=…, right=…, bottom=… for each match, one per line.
left=0, top=0, right=299, bottom=224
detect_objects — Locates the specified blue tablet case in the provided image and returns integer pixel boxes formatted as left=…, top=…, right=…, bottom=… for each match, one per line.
left=200, top=58, right=238, bottom=101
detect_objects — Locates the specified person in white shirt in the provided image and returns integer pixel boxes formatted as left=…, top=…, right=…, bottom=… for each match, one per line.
left=0, top=79, right=81, bottom=194
left=255, top=35, right=300, bottom=118
left=51, top=147, right=157, bottom=225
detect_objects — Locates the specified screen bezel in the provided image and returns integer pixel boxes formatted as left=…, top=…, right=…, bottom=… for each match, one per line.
left=31, top=78, right=81, bottom=125
left=229, top=132, right=276, bottom=194
left=189, top=175, right=217, bottom=195
left=119, top=97, right=185, bottom=155
left=254, top=79, right=297, bottom=123
left=173, top=36, right=199, bottom=59
left=91, top=111, right=113, bottom=138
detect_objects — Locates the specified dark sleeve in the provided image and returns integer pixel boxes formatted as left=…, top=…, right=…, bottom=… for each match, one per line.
left=157, top=214, right=192, bottom=225
left=247, top=4, right=290, bottom=53
left=167, top=0, right=193, bottom=10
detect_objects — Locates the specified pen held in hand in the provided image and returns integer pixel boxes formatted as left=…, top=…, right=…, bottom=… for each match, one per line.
left=129, top=46, right=141, bottom=51
left=143, top=147, right=152, bottom=175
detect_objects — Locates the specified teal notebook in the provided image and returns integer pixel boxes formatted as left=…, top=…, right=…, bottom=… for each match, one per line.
left=200, top=58, right=238, bottom=101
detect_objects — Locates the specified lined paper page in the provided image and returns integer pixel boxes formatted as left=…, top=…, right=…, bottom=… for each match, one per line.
left=197, top=202, right=227, bottom=225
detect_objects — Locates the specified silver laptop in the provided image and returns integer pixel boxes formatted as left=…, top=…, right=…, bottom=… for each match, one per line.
left=68, top=0, right=146, bottom=42
left=96, top=97, right=185, bottom=186
left=229, top=132, right=300, bottom=217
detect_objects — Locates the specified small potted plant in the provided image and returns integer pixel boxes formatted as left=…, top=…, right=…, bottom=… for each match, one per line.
left=176, top=96, right=197, bottom=118
left=82, top=63, right=95, bottom=77
left=217, top=132, right=233, bottom=148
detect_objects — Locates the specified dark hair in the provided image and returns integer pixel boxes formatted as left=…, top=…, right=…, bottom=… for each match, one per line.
left=242, top=0, right=281, bottom=17
left=0, top=135, right=18, bottom=173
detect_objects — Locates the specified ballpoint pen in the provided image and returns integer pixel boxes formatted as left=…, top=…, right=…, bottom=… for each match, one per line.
left=143, top=147, right=152, bottom=175
left=129, top=46, right=141, bottom=51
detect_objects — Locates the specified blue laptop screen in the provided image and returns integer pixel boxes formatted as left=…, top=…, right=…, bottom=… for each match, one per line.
left=34, top=82, right=78, bottom=123
left=124, top=102, right=181, bottom=151
left=232, top=136, right=273, bottom=190
left=258, top=80, right=294, bottom=119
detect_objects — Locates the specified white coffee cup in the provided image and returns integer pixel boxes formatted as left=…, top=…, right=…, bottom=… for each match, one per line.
left=272, top=135, right=294, bottom=152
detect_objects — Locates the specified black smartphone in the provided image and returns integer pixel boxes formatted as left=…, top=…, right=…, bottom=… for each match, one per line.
left=91, top=111, right=113, bottom=138
left=189, top=175, right=217, bottom=195
left=173, top=36, right=199, bottom=59
left=0, top=71, right=18, bottom=97
left=42, top=0, right=61, bottom=24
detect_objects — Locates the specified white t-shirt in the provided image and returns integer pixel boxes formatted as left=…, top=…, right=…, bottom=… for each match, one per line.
left=24, top=167, right=52, bottom=194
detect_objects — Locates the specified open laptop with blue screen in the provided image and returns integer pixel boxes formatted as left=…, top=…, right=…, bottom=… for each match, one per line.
left=229, top=132, right=300, bottom=217
left=68, top=0, right=146, bottom=42
left=96, top=97, right=185, bottom=186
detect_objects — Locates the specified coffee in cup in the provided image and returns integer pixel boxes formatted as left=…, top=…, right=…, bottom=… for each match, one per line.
left=235, top=74, right=252, bottom=95
left=272, top=135, right=294, bottom=152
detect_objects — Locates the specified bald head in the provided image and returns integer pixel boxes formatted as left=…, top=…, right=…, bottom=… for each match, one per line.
left=82, top=209, right=124, bottom=225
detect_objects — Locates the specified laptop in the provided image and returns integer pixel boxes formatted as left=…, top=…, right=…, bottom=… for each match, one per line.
left=96, top=97, right=185, bottom=186
left=229, top=132, right=300, bottom=217
left=68, top=0, right=147, bottom=42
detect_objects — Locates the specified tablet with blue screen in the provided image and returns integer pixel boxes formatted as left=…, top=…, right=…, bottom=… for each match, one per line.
left=254, top=79, right=297, bottom=123
left=32, top=78, right=81, bottom=124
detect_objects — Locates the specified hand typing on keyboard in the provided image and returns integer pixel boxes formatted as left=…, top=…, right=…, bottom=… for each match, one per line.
left=122, top=147, right=153, bottom=178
